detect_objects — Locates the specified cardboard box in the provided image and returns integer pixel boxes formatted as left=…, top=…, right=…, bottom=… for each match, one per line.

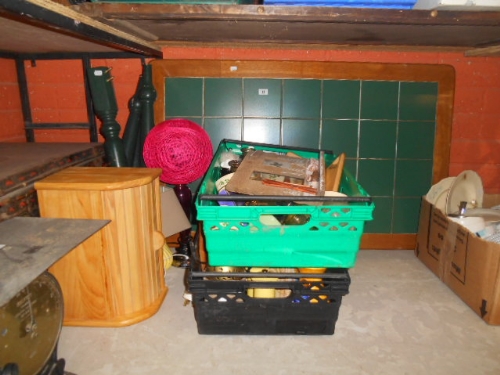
left=415, top=195, right=500, bottom=325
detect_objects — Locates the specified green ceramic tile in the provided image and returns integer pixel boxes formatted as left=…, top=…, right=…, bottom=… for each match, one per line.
left=165, top=78, right=203, bottom=117
left=393, top=197, right=422, bottom=233
left=400, top=82, right=438, bottom=121
left=361, top=81, right=399, bottom=120
left=359, top=120, right=397, bottom=159
left=205, top=78, right=242, bottom=117
left=282, top=119, right=320, bottom=149
left=243, top=119, right=280, bottom=144
left=364, top=197, right=392, bottom=233
left=323, top=80, right=360, bottom=119
left=188, top=177, right=203, bottom=201
left=321, top=119, right=359, bottom=157
left=344, top=159, right=357, bottom=177
left=397, top=121, right=436, bottom=159
left=204, top=118, right=242, bottom=151
left=244, top=79, right=282, bottom=117
left=283, top=80, right=321, bottom=119
left=357, top=159, right=395, bottom=197
left=164, top=116, right=202, bottom=125
left=395, top=159, right=433, bottom=197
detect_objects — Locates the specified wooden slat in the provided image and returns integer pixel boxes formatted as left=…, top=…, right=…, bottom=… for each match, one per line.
left=362, top=233, right=417, bottom=250
left=0, top=0, right=162, bottom=55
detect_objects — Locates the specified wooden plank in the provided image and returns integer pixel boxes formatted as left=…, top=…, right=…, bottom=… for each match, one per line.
left=0, top=0, right=162, bottom=55
left=76, top=3, right=500, bottom=25
left=135, top=20, right=500, bottom=48
left=465, top=44, right=500, bottom=57
left=362, top=233, right=417, bottom=250
left=75, top=3, right=500, bottom=52
left=0, top=143, right=102, bottom=188
left=0, top=217, right=109, bottom=307
left=0, top=16, right=124, bottom=54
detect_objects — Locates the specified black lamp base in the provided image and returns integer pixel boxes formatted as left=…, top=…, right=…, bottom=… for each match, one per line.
left=172, top=183, right=193, bottom=268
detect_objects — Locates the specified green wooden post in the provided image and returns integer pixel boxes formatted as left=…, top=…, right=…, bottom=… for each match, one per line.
left=136, top=64, right=157, bottom=167
left=86, top=66, right=128, bottom=167
left=122, top=74, right=144, bottom=166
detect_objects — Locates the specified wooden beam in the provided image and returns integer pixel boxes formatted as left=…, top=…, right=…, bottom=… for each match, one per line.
left=465, top=44, right=500, bottom=57
left=0, top=0, right=162, bottom=56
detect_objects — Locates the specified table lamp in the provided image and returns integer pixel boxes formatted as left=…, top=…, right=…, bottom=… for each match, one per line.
left=143, top=119, right=213, bottom=264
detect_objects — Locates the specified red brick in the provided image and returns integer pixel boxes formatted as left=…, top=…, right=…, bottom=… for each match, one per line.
left=29, top=84, right=59, bottom=110
left=450, top=139, right=500, bottom=164
left=102, top=59, right=143, bottom=80
left=452, top=113, right=500, bottom=141
left=0, top=111, right=24, bottom=139
left=34, top=129, right=91, bottom=143
left=475, top=164, right=500, bottom=194
left=0, top=59, right=18, bottom=83
left=56, top=85, right=87, bottom=110
left=477, top=114, right=500, bottom=139
left=451, top=113, right=479, bottom=139
left=482, top=88, right=500, bottom=115
left=449, top=162, right=500, bottom=194
left=0, top=85, right=21, bottom=110
left=56, top=109, right=88, bottom=123
left=452, top=59, right=500, bottom=88
left=26, top=60, right=84, bottom=84
left=32, top=109, right=58, bottom=123
left=453, top=87, right=485, bottom=114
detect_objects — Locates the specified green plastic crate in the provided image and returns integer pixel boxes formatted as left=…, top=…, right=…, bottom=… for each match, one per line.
left=196, top=140, right=374, bottom=268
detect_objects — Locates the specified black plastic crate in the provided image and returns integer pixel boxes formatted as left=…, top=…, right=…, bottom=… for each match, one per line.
left=187, top=236, right=350, bottom=335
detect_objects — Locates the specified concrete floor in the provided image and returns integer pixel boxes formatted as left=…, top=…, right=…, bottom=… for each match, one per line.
left=58, top=250, right=500, bottom=375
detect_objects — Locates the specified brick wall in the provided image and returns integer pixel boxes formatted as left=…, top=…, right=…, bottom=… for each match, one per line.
left=0, top=59, right=24, bottom=142
left=0, top=58, right=144, bottom=143
left=1, top=48, right=499, bottom=193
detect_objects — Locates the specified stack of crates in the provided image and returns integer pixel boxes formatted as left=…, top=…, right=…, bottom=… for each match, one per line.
left=188, top=139, right=374, bottom=335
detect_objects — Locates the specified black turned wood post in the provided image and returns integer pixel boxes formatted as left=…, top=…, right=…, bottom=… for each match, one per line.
left=122, top=74, right=144, bottom=166
left=136, top=64, right=157, bottom=167
left=86, top=66, right=128, bottom=167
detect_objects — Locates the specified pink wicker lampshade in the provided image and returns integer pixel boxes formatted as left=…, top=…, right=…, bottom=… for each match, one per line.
left=143, top=118, right=213, bottom=184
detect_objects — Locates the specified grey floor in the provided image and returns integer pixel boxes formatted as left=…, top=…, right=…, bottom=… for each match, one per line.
left=58, top=250, right=500, bottom=375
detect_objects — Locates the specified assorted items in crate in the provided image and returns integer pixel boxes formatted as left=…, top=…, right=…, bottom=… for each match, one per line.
left=195, top=139, right=374, bottom=268
left=184, top=140, right=374, bottom=335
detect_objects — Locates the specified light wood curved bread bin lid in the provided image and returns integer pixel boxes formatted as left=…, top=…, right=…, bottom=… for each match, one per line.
left=34, top=167, right=162, bottom=191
